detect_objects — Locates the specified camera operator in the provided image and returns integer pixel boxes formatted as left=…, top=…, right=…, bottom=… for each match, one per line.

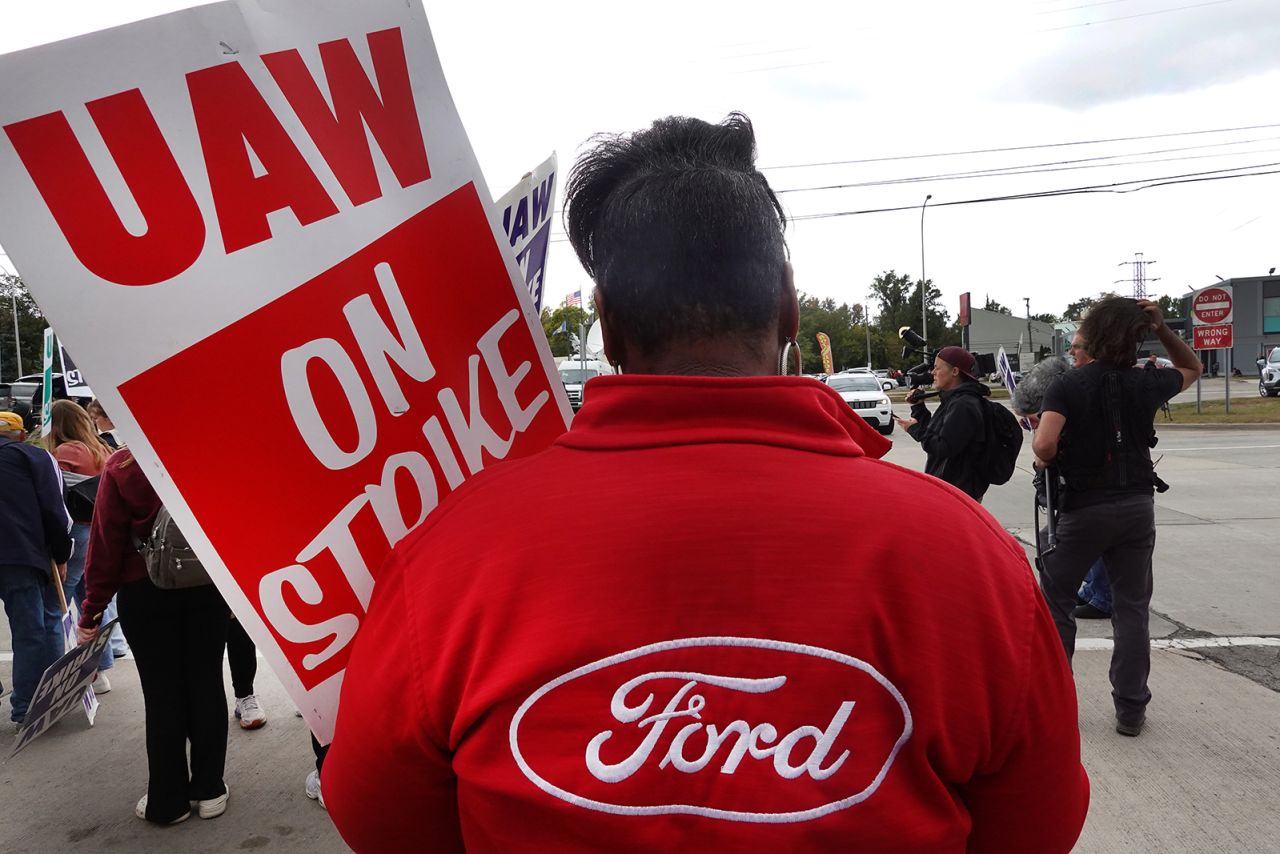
left=895, top=346, right=992, bottom=502
left=1032, top=297, right=1200, bottom=737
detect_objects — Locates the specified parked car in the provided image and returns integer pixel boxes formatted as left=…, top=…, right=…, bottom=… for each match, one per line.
left=1260, top=348, right=1280, bottom=397
left=825, top=374, right=894, bottom=435
left=4, top=373, right=91, bottom=430
left=872, top=369, right=900, bottom=391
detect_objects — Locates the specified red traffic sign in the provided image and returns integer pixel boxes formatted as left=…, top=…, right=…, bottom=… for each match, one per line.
left=1192, top=285, right=1233, bottom=325
left=1193, top=324, right=1233, bottom=350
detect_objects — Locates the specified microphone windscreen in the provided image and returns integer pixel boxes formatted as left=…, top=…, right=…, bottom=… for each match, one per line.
left=1011, top=356, right=1072, bottom=415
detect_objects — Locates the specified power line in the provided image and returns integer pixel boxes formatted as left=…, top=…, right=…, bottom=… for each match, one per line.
left=760, top=121, right=1280, bottom=171
left=775, top=140, right=1280, bottom=194
left=786, top=162, right=1280, bottom=220
left=1036, top=0, right=1237, bottom=33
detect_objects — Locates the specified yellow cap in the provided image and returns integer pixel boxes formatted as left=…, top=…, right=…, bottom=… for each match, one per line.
left=0, top=411, right=24, bottom=431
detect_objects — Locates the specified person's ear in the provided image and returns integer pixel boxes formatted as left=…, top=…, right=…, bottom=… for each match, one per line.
left=593, top=287, right=625, bottom=369
left=778, top=262, right=799, bottom=341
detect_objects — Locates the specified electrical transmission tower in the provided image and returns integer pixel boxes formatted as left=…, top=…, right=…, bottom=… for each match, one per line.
left=1116, top=252, right=1159, bottom=299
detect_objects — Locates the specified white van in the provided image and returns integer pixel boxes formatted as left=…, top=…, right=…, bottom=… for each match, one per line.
left=557, top=358, right=613, bottom=411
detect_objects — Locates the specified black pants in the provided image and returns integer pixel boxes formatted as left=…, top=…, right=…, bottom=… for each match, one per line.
left=118, top=578, right=230, bottom=823
left=1038, top=493, right=1156, bottom=724
left=226, top=618, right=257, bottom=699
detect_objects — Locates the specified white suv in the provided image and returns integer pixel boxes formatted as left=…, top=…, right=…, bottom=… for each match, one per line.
left=825, top=374, right=894, bottom=434
left=1260, top=348, right=1280, bottom=397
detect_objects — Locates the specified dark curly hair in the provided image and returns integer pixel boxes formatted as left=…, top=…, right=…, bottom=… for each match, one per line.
left=1079, top=296, right=1151, bottom=367
left=564, top=112, right=787, bottom=357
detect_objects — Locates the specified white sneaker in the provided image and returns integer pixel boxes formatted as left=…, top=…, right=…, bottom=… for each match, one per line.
left=234, top=695, right=266, bottom=730
left=135, top=794, right=190, bottom=825
left=305, top=770, right=326, bottom=809
left=196, top=784, right=229, bottom=819
left=94, top=672, right=112, bottom=694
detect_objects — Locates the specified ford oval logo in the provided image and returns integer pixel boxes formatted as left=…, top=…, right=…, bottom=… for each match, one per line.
left=508, top=636, right=913, bottom=823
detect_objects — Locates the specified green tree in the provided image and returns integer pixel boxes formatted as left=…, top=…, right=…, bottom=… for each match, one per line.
left=1155, top=294, right=1182, bottom=318
left=797, top=294, right=866, bottom=373
left=1062, top=292, right=1117, bottom=321
left=983, top=297, right=1013, bottom=316
left=1031, top=312, right=1060, bottom=324
left=867, top=270, right=957, bottom=370
left=0, top=274, right=49, bottom=383
left=539, top=304, right=593, bottom=357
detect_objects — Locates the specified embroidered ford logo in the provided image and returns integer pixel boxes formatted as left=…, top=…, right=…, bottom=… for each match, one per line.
left=508, top=636, right=913, bottom=823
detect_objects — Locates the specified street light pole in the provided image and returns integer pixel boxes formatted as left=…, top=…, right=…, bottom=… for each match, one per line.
left=1023, top=297, right=1032, bottom=363
left=0, top=258, right=21, bottom=379
left=919, top=194, right=932, bottom=341
left=865, top=298, right=872, bottom=369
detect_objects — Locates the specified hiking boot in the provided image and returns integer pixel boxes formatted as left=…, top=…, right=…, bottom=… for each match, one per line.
left=234, top=695, right=266, bottom=730
left=1073, top=603, right=1111, bottom=620
left=1115, top=715, right=1145, bottom=737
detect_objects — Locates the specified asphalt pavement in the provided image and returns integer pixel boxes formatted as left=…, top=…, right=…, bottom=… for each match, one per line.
left=2, top=421, right=1277, bottom=852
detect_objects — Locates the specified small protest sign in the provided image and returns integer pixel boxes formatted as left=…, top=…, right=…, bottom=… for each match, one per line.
left=58, top=341, right=92, bottom=397
left=0, top=1, right=572, bottom=742
left=496, top=154, right=557, bottom=312
left=10, top=620, right=117, bottom=758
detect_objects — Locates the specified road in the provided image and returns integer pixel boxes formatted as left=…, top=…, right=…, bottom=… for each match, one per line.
left=2, top=423, right=1277, bottom=852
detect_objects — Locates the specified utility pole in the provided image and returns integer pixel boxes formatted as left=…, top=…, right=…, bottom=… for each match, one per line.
left=1116, top=252, right=1159, bottom=299
left=1023, top=297, right=1033, bottom=362
left=919, top=194, right=931, bottom=341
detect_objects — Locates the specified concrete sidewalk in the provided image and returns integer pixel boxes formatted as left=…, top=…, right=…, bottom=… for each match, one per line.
left=1071, top=648, right=1280, bottom=852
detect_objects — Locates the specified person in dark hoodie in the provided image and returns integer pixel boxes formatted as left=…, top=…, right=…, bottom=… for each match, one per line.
left=895, top=345, right=992, bottom=502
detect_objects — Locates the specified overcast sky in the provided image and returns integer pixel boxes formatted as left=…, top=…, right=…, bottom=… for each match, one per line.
left=2, top=0, right=1276, bottom=323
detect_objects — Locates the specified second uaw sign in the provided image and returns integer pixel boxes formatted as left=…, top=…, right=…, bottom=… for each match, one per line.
left=0, top=0, right=571, bottom=742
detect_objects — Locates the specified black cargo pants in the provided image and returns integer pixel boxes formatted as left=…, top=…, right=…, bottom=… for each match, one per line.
left=1038, top=493, right=1156, bottom=724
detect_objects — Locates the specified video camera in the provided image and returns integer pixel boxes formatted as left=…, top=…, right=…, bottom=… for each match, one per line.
left=897, top=327, right=995, bottom=388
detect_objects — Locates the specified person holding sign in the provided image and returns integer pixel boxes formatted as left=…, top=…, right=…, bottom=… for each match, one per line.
left=45, top=399, right=117, bottom=688
left=324, top=114, right=1087, bottom=853
left=77, top=451, right=231, bottom=825
left=0, top=410, right=72, bottom=728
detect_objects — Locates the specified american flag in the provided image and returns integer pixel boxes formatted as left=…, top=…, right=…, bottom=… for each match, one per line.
left=565, top=289, right=582, bottom=308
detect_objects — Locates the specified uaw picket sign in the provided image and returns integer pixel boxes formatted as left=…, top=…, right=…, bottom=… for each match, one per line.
left=11, top=620, right=118, bottom=758
left=0, top=1, right=571, bottom=743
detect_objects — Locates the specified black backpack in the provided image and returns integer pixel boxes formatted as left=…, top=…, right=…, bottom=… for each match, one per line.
left=979, top=398, right=1023, bottom=486
left=139, top=506, right=214, bottom=590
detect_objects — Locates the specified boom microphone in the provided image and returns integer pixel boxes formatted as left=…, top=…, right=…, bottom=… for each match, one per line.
left=1011, top=356, right=1071, bottom=416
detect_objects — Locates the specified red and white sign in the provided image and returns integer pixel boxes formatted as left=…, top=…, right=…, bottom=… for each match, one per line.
left=0, top=0, right=571, bottom=742
left=1192, top=285, right=1233, bottom=325
left=1193, top=325, right=1233, bottom=351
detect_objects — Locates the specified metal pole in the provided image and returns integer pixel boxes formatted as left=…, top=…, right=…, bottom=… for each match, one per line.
left=1225, top=347, right=1231, bottom=414
left=865, top=301, right=872, bottom=369
left=1195, top=357, right=1202, bottom=414
left=1023, top=297, right=1032, bottom=363
left=4, top=268, right=22, bottom=379
left=920, top=194, right=931, bottom=341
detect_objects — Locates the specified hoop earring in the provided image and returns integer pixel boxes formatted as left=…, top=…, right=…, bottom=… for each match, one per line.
left=778, top=338, right=802, bottom=376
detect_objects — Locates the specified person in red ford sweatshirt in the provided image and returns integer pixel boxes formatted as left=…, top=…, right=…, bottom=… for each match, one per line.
left=324, top=113, right=1089, bottom=853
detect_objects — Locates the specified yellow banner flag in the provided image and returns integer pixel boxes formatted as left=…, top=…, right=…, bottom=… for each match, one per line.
left=816, top=332, right=834, bottom=374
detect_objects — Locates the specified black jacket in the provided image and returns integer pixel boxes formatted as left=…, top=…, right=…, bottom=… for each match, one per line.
left=0, top=437, right=73, bottom=572
left=906, top=380, right=990, bottom=501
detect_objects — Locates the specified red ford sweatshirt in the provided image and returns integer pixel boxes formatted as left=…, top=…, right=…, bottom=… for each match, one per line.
left=324, top=375, right=1088, bottom=853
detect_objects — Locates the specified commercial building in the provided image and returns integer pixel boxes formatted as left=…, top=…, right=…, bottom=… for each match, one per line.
left=961, top=306, right=1062, bottom=369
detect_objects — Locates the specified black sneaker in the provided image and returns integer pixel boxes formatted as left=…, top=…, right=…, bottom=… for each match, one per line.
left=1073, top=603, right=1111, bottom=620
left=1115, top=716, right=1145, bottom=737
